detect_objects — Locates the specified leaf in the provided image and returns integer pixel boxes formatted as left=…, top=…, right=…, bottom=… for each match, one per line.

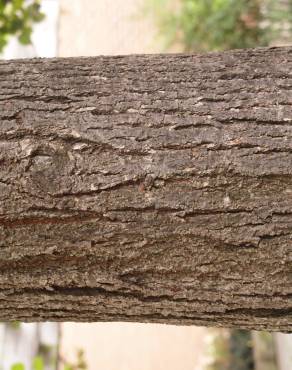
left=32, top=11, right=45, bottom=23
left=32, top=356, right=44, bottom=370
left=18, top=26, right=32, bottom=44
left=10, top=321, right=21, bottom=330
left=0, top=0, right=45, bottom=54
left=12, top=0, right=24, bottom=11
left=11, top=364, right=25, bottom=370
left=63, top=366, right=73, bottom=370
left=27, top=3, right=45, bottom=23
left=0, top=36, right=7, bottom=53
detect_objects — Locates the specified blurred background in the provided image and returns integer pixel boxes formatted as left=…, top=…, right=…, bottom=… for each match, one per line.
left=0, top=1, right=292, bottom=369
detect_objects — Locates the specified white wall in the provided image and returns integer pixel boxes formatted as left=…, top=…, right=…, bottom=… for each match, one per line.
left=58, top=0, right=160, bottom=57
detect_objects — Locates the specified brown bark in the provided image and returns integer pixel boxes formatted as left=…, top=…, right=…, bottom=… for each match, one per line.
left=0, top=47, right=291, bottom=331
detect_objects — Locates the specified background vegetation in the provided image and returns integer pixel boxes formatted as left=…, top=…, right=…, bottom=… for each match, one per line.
left=145, top=0, right=292, bottom=52
left=207, top=329, right=254, bottom=370
left=0, top=0, right=44, bottom=53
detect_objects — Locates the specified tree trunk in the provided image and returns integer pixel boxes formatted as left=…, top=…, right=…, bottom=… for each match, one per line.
left=0, top=47, right=291, bottom=331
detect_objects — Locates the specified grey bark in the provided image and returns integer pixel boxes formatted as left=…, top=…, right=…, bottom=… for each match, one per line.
left=0, top=47, right=291, bottom=331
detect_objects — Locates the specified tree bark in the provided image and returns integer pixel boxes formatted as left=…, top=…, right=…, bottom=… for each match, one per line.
left=0, top=47, right=291, bottom=331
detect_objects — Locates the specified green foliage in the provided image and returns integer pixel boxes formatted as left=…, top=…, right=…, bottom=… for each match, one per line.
left=207, top=329, right=254, bottom=370
left=207, top=329, right=230, bottom=370
left=9, top=321, right=21, bottom=330
left=63, top=349, right=88, bottom=370
left=10, top=357, right=44, bottom=370
left=32, top=357, right=44, bottom=370
left=144, top=0, right=292, bottom=51
left=253, top=331, right=277, bottom=370
left=0, top=0, right=45, bottom=53
left=228, top=330, right=254, bottom=370
left=11, top=364, right=25, bottom=370
left=9, top=349, right=88, bottom=370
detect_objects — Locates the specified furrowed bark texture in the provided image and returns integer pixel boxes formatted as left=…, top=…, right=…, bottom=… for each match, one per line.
left=0, top=47, right=291, bottom=331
